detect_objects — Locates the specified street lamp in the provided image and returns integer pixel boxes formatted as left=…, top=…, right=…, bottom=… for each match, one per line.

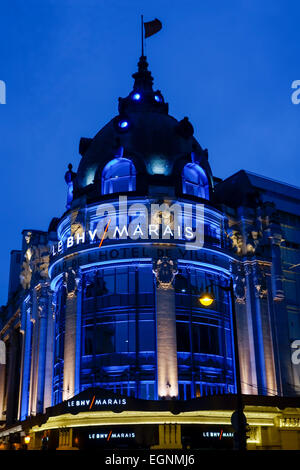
left=199, top=291, right=214, bottom=307
left=200, top=278, right=248, bottom=451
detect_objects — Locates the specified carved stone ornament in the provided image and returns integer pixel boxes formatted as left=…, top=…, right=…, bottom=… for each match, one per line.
left=65, top=268, right=78, bottom=295
left=230, top=262, right=246, bottom=304
left=227, top=228, right=244, bottom=255
left=253, top=263, right=268, bottom=299
left=153, top=257, right=178, bottom=289
left=20, top=245, right=49, bottom=289
left=246, top=229, right=262, bottom=255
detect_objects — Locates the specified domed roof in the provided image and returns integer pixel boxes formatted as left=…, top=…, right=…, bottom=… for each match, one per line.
left=76, top=56, right=213, bottom=189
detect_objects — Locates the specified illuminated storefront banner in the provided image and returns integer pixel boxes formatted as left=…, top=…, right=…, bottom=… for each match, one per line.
left=66, top=396, right=127, bottom=411
left=51, top=197, right=211, bottom=257
left=48, top=387, right=239, bottom=417
left=202, top=430, right=233, bottom=439
left=88, top=431, right=136, bottom=440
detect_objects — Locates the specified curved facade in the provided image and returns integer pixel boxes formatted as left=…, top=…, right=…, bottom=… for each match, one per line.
left=48, top=196, right=235, bottom=404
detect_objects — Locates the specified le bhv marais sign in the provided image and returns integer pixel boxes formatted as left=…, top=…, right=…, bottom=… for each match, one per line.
left=66, top=395, right=127, bottom=412
left=52, top=197, right=205, bottom=257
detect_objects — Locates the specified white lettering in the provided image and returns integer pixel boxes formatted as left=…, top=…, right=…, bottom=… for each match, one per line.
left=67, top=236, right=74, bottom=248
left=149, top=224, right=159, bottom=236
left=76, top=232, right=85, bottom=244
left=133, top=224, right=144, bottom=237
left=88, top=229, right=97, bottom=241
left=162, top=225, right=173, bottom=237
left=185, top=226, right=194, bottom=239
left=113, top=225, right=128, bottom=238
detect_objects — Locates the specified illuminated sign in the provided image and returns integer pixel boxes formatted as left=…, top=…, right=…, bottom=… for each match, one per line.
left=66, top=395, right=127, bottom=410
left=51, top=224, right=196, bottom=255
left=88, top=431, right=135, bottom=440
left=202, top=430, right=233, bottom=439
left=52, top=196, right=206, bottom=256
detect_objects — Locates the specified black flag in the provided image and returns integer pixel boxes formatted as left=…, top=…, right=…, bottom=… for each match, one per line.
left=144, top=18, right=162, bottom=38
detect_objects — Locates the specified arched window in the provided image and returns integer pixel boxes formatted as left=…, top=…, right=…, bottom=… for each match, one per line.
left=182, top=163, right=209, bottom=199
left=102, top=157, right=136, bottom=195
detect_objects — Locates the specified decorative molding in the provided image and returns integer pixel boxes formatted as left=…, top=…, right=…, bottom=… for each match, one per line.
left=153, top=258, right=178, bottom=290
left=253, top=263, right=268, bottom=299
left=279, top=417, right=300, bottom=428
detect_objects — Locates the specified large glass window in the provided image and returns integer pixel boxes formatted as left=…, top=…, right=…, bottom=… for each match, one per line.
left=80, top=264, right=156, bottom=398
left=102, top=157, right=136, bottom=195
left=83, top=319, right=136, bottom=355
left=139, top=317, right=155, bottom=351
left=182, top=163, right=209, bottom=199
left=192, top=324, right=221, bottom=355
left=176, top=323, right=190, bottom=351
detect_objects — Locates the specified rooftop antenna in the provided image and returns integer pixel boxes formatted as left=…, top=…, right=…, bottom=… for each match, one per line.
left=141, top=14, right=144, bottom=57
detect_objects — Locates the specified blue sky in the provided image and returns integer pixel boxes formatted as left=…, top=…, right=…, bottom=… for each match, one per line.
left=0, top=0, right=299, bottom=305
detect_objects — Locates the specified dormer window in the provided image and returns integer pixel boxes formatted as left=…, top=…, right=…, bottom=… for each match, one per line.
left=182, top=163, right=209, bottom=199
left=102, top=158, right=136, bottom=195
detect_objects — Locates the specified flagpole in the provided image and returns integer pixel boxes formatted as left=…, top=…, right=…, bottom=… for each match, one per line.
left=141, top=14, right=144, bottom=57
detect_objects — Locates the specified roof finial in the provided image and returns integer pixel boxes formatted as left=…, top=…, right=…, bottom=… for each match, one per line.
left=132, top=55, right=153, bottom=92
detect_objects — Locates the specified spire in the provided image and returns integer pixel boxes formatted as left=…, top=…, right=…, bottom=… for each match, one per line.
left=118, top=55, right=168, bottom=115
left=132, top=55, right=153, bottom=92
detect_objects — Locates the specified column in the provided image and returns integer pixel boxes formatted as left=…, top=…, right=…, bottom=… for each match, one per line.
left=232, top=262, right=257, bottom=395
left=151, top=424, right=182, bottom=449
left=0, top=340, right=5, bottom=420
left=244, top=263, right=267, bottom=395
left=19, top=299, right=32, bottom=420
left=63, top=268, right=79, bottom=401
left=5, top=330, right=20, bottom=424
left=268, top=227, right=294, bottom=396
left=153, top=258, right=178, bottom=399
left=28, top=287, right=39, bottom=415
left=57, top=428, right=77, bottom=450
left=253, top=262, right=277, bottom=396
left=43, top=291, right=55, bottom=410
left=35, top=285, right=49, bottom=413
left=74, top=275, right=82, bottom=396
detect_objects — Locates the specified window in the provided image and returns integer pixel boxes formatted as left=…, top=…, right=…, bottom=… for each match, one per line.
left=182, top=163, right=209, bottom=199
left=179, top=382, right=192, bottom=400
left=192, top=324, right=221, bottom=355
left=138, top=266, right=154, bottom=293
left=140, top=382, right=155, bottom=400
left=139, top=320, right=155, bottom=351
left=176, top=323, right=191, bottom=352
left=102, top=157, right=136, bottom=195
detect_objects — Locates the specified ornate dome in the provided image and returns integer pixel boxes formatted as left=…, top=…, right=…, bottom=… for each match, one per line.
left=75, top=56, right=213, bottom=195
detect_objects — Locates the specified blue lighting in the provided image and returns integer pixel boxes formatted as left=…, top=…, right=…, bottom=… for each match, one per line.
left=154, top=95, right=161, bottom=102
left=119, top=120, right=129, bottom=129
left=132, top=93, right=141, bottom=101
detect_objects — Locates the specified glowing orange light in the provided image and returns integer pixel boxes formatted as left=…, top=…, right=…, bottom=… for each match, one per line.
left=24, top=436, right=31, bottom=445
left=199, top=293, right=214, bottom=307
left=99, top=219, right=111, bottom=248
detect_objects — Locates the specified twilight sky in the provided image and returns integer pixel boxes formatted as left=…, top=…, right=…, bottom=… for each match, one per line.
left=0, top=0, right=299, bottom=305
